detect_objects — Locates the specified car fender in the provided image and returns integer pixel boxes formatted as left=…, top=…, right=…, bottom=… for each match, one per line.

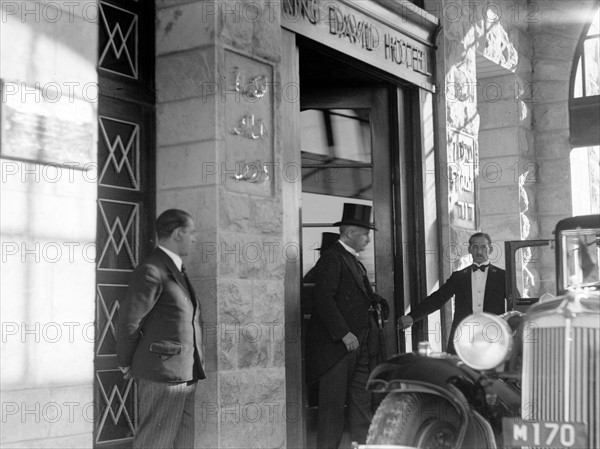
left=368, top=353, right=482, bottom=397
left=369, top=353, right=520, bottom=446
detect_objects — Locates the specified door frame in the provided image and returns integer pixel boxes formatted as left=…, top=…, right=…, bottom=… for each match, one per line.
left=94, top=0, right=156, bottom=447
left=300, top=86, right=396, bottom=355
left=282, top=31, right=430, bottom=447
left=298, top=86, right=402, bottom=447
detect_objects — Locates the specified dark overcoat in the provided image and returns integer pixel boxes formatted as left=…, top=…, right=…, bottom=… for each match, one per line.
left=305, top=242, right=373, bottom=384
left=409, top=264, right=506, bottom=353
left=117, top=248, right=206, bottom=382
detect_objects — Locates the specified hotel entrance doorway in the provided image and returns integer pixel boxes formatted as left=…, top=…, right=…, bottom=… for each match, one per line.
left=299, top=45, right=400, bottom=447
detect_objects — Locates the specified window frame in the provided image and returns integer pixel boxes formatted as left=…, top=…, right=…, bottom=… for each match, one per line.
left=569, top=6, right=600, bottom=148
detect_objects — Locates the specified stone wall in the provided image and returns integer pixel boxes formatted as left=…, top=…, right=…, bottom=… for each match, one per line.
left=428, top=0, right=595, bottom=287
left=0, top=2, right=98, bottom=447
left=476, top=0, right=534, bottom=248
left=155, top=1, right=287, bottom=447
left=426, top=0, right=536, bottom=278
left=530, top=0, right=598, bottom=292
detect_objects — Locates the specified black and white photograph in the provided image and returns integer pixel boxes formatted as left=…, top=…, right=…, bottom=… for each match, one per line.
left=1, top=1, right=599, bottom=448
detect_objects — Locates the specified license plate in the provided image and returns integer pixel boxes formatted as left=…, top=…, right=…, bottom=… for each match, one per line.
left=502, top=418, right=587, bottom=448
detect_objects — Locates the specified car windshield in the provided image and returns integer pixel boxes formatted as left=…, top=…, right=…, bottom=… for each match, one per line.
left=561, top=228, right=600, bottom=290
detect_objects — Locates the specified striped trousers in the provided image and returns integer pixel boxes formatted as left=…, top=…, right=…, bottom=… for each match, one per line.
left=134, top=378, right=197, bottom=449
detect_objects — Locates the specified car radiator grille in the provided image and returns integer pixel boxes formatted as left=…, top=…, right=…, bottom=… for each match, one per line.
left=522, top=325, right=600, bottom=449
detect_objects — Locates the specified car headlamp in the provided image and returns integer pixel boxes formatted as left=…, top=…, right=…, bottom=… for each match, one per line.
left=454, top=312, right=514, bottom=370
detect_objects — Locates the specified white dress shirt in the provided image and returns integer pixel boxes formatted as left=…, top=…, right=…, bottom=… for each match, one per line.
left=338, top=240, right=359, bottom=258
left=158, top=245, right=183, bottom=272
left=471, top=264, right=489, bottom=313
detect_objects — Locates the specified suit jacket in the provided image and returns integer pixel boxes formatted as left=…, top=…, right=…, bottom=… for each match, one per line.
left=305, top=242, right=374, bottom=384
left=409, top=264, right=506, bottom=354
left=117, top=248, right=206, bottom=382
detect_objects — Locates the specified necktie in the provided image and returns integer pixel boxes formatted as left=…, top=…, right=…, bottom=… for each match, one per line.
left=472, top=264, right=488, bottom=272
left=181, top=265, right=194, bottom=295
left=356, top=259, right=367, bottom=277
left=355, top=259, right=373, bottom=293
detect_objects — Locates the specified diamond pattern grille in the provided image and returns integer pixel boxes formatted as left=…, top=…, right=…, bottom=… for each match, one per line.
left=96, top=370, right=137, bottom=444
left=96, top=1, right=153, bottom=446
left=98, top=200, right=139, bottom=272
left=99, top=116, right=140, bottom=191
left=99, top=2, right=138, bottom=79
left=96, top=284, right=127, bottom=356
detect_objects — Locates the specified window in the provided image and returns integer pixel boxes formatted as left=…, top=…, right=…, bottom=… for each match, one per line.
left=570, top=146, right=600, bottom=215
left=573, top=9, right=600, bottom=98
left=570, top=6, right=600, bottom=215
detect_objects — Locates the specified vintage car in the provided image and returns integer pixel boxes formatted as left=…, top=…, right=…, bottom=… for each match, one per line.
left=355, top=214, right=599, bottom=449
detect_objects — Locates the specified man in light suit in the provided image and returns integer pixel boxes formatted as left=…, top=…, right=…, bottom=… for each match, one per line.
left=305, top=203, right=388, bottom=449
left=399, top=232, right=506, bottom=354
left=117, top=209, right=205, bottom=449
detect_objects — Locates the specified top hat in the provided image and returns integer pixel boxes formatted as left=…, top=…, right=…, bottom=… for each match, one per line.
left=317, top=232, right=340, bottom=252
left=333, top=203, right=377, bottom=230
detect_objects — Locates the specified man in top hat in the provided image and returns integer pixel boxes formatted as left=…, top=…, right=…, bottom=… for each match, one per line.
left=305, top=203, right=388, bottom=449
left=301, top=232, right=340, bottom=408
left=303, top=232, right=340, bottom=285
left=398, top=232, right=506, bottom=354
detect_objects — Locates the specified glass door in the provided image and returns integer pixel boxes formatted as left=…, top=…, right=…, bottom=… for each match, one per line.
left=301, top=107, right=376, bottom=278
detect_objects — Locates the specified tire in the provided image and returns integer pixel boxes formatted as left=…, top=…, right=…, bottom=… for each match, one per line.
left=367, top=392, right=461, bottom=448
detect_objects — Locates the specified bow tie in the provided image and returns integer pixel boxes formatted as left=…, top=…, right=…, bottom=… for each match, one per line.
left=472, top=264, right=489, bottom=272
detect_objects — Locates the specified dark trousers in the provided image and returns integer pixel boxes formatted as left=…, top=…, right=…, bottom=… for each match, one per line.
left=316, top=341, right=372, bottom=449
left=134, top=378, right=197, bottom=449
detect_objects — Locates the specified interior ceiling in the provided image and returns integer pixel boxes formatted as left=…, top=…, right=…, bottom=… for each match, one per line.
left=299, top=41, right=386, bottom=88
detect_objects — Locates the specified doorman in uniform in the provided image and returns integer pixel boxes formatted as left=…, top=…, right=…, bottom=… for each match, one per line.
left=398, top=232, right=506, bottom=354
